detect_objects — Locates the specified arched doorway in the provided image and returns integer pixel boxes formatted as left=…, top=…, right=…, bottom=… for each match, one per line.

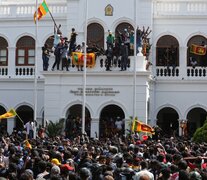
left=115, top=22, right=134, bottom=56
left=186, top=107, right=207, bottom=137
left=99, top=104, right=125, bottom=138
left=0, top=106, right=7, bottom=135
left=187, top=35, right=207, bottom=67
left=87, top=23, right=104, bottom=49
left=16, top=105, right=33, bottom=130
left=65, top=104, right=91, bottom=138
left=157, top=107, right=179, bottom=137
left=156, top=35, right=179, bottom=67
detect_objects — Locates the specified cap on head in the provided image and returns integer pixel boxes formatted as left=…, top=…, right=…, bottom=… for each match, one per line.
left=51, top=158, right=61, bottom=166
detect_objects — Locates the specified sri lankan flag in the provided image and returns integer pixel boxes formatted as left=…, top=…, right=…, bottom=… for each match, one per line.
left=132, top=119, right=154, bottom=134
left=34, top=0, right=49, bottom=22
left=190, top=44, right=206, bottom=56
left=0, top=109, right=17, bottom=120
left=24, top=140, right=32, bottom=149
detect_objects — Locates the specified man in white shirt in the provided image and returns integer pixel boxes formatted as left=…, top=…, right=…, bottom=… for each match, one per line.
left=115, top=117, right=123, bottom=135
left=133, top=161, right=154, bottom=180
left=24, top=119, right=34, bottom=139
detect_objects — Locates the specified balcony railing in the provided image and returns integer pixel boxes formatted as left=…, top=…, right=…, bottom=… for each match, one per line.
left=187, top=67, right=207, bottom=77
left=156, top=66, right=179, bottom=77
left=15, top=66, right=35, bottom=76
left=0, top=3, right=67, bottom=17
left=0, top=55, right=148, bottom=78
left=0, top=67, right=8, bottom=76
left=154, top=0, right=207, bottom=16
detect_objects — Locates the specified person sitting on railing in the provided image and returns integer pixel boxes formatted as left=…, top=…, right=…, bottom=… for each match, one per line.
left=190, top=57, right=197, bottom=69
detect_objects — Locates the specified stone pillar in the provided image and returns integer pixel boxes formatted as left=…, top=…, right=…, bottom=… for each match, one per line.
left=90, top=118, right=99, bottom=138
left=125, top=118, right=131, bottom=135
left=7, top=47, right=16, bottom=78
left=7, top=118, right=15, bottom=135
left=179, top=46, right=187, bottom=79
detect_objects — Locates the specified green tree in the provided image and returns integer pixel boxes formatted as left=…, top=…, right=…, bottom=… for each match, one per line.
left=193, top=119, right=207, bottom=143
left=46, top=118, right=65, bottom=138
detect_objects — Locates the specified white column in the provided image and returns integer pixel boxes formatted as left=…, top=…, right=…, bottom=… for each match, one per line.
left=90, top=118, right=99, bottom=138
left=125, top=118, right=131, bottom=134
left=7, top=118, right=15, bottom=135
left=36, top=46, right=42, bottom=76
left=179, top=46, right=187, bottom=79
left=7, top=47, right=16, bottom=78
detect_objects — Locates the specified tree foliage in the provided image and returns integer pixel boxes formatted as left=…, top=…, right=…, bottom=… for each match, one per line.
left=193, top=119, right=207, bottom=143
left=46, top=118, right=65, bottom=138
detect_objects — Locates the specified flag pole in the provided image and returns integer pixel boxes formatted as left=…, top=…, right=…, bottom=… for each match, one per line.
left=133, top=0, right=137, bottom=119
left=82, top=0, right=88, bottom=134
left=33, top=0, right=38, bottom=139
left=48, top=11, right=58, bottom=29
left=15, top=113, right=24, bottom=125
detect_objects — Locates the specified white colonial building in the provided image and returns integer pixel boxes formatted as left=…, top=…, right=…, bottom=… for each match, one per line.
left=0, top=0, right=207, bottom=138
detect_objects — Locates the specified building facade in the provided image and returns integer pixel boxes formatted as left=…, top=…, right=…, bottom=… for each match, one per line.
left=0, top=0, right=207, bottom=137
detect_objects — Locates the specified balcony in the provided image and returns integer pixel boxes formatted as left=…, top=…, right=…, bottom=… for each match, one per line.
left=0, top=55, right=148, bottom=78
left=154, top=0, right=207, bottom=16
left=0, top=2, right=67, bottom=18
left=156, top=66, right=179, bottom=77
left=155, top=66, right=207, bottom=80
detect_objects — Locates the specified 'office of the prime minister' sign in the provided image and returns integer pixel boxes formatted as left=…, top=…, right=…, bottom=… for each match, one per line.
left=70, top=87, right=120, bottom=96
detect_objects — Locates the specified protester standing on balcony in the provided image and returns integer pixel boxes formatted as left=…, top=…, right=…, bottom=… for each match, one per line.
left=120, top=43, right=128, bottom=71
left=51, top=42, right=62, bottom=71
left=123, top=28, right=130, bottom=54
left=53, top=24, right=62, bottom=48
left=61, top=38, right=69, bottom=71
left=69, top=28, right=78, bottom=55
left=42, top=43, right=51, bottom=71
left=106, top=30, right=115, bottom=49
left=51, top=24, right=63, bottom=71
left=105, top=44, right=113, bottom=71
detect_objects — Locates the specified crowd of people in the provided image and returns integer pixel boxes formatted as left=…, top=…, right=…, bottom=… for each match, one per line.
left=41, top=25, right=152, bottom=72
left=0, top=122, right=207, bottom=180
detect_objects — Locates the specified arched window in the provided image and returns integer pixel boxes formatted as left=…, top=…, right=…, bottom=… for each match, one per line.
left=115, top=22, right=134, bottom=37
left=187, top=35, right=207, bottom=67
left=45, top=36, right=54, bottom=49
left=0, top=37, right=8, bottom=66
left=115, top=22, right=134, bottom=55
left=156, top=35, right=179, bottom=66
left=87, top=23, right=104, bottom=48
left=16, top=36, right=35, bottom=66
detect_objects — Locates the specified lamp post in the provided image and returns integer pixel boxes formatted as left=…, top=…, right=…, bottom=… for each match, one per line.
left=180, top=120, right=187, bottom=137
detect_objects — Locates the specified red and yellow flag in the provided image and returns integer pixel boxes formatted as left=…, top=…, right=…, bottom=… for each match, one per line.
left=0, top=109, right=17, bottom=120
left=71, top=52, right=96, bottom=68
left=190, top=44, right=206, bottom=56
left=24, top=140, right=32, bottom=149
left=34, top=0, right=49, bottom=22
left=132, top=119, right=154, bottom=134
